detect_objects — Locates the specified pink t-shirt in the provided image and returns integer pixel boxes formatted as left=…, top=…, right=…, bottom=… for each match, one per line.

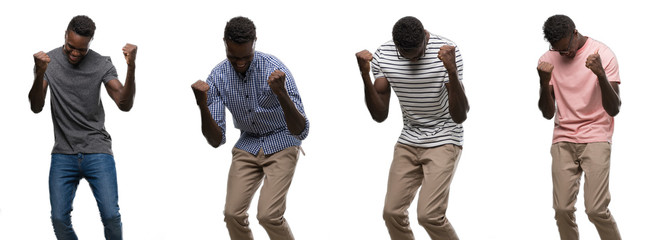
left=539, top=37, right=621, bottom=143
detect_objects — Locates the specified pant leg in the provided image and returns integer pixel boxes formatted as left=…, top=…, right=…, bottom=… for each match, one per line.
left=82, top=153, right=122, bottom=240
left=224, top=148, right=264, bottom=240
left=256, top=146, right=299, bottom=240
left=580, top=142, right=621, bottom=240
left=49, top=154, right=82, bottom=240
left=383, top=143, right=424, bottom=240
left=551, top=142, right=583, bottom=240
left=417, top=144, right=461, bottom=240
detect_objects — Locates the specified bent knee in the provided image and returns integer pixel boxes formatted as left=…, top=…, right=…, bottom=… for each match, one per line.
left=417, top=213, right=446, bottom=227
left=585, top=208, right=610, bottom=220
left=224, top=211, right=249, bottom=224
left=257, top=214, right=284, bottom=226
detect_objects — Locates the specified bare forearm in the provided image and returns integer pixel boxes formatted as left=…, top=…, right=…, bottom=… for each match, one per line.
left=29, top=71, right=47, bottom=113
left=597, top=76, right=620, bottom=116
left=275, top=93, right=306, bottom=135
left=362, top=73, right=388, bottom=122
left=198, top=104, right=224, bottom=148
left=538, top=79, right=555, bottom=119
left=446, top=69, right=469, bottom=123
left=117, top=65, right=136, bottom=111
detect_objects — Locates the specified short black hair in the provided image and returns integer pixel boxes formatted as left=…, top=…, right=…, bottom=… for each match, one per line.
left=543, top=14, right=575, bottom=44
left=224, top=16, right=256, bottom=44
left=67, top=15, right=96, bottom=38
left=392, top=16, right=425, bottom=49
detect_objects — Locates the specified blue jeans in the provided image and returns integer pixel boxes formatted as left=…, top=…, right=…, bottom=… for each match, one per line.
left=49, top=153, right=122, bottom=240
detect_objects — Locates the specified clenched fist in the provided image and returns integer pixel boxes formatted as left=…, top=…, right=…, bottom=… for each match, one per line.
left=191, top=80, right=210, bottom=106
left=438, top=45, right=456, bottom=70
left=33, top=51, right=50, bottom=73
left=268, top=70, right=287, bottom=96
left=585, top=50, right=605, bottom=78
left=537, top=61, right=554, bottom=83
left=356, top=50, right=373, bottom=74
left=122, top=43, right=138, bottom=66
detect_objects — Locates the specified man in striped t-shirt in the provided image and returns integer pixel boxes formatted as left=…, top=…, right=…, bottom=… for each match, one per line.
left=356, top=16, right=469, bottom=240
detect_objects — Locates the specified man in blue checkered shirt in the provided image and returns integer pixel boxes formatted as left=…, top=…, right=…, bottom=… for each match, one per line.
left=191, top=16, right=309, bottom=240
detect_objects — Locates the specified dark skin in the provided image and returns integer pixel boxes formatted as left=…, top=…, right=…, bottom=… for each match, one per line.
left=356, top=30, right=469, bottom=123
left=191, top=39, right=307, bottom=148
left=29, top=30, right=137, bottom=113
left=538, top=30, right=621, bottom=119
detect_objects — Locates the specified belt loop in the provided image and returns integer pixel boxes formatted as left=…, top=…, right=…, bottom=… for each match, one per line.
left=297, top=146, right=306, bottom=157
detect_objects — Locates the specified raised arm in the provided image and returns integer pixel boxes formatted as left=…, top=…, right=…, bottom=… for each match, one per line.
left=586, top=50, right=621, bottom=116
left=191, top=80, right=225, bottom=148
left=356, top=50, right=390, bottom=123
left=537, top=61, right=556, bottom=119
left=267, top=70, right=307, bottom=136
left=438, top=45, right=469, bottom=124
left=105, top=43, right=137, bottom=112
left=28, top=51, right=50, bottom=113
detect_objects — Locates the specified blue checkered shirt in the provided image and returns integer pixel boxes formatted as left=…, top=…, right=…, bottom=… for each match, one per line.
left=206, top=51, right=309, bottom=155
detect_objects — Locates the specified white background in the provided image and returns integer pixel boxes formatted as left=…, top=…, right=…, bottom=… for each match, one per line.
left=1, top=0, right=660, bottom=239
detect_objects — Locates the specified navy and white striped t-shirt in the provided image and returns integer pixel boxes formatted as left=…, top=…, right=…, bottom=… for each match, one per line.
left=206, top=51, right=309, bottom=155
left=371, top=33, right=464, bottom=147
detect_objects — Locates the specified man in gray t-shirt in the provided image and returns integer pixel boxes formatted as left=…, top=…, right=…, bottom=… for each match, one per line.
left=28, top=15, right=137, bottom=240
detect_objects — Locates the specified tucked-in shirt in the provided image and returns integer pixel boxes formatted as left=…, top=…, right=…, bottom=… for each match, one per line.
left=371, top=33, right=464, bottom=148
left=43, top=46, right=118, bottom=155
left=206, top=51, right=309, bottom=155
left=539, top=37, right=621, bottom=143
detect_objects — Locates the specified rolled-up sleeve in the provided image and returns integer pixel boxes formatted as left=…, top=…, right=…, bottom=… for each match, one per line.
left=206, top=70, right=227, bottom=145
left=282, top=67, right=309, bottom=140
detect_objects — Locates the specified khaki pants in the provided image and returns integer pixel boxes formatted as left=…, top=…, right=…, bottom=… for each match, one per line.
left=224, top=146, right=299, bottom=240
left=383, top=143, right=462, bottom=240
left=551, top=142, right=621, bottom=240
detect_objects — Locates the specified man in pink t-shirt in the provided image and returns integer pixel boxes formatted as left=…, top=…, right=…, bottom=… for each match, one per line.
left=537, top=15, right=622, bottom=240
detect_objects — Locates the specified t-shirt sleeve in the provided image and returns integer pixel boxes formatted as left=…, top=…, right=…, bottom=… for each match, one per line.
left=102, top=58, right=119, bottom=83
left=443, top=44, right=463, bottom=83
left=601, top=47, right=620, bottom=84
left=538, top=53, right=554, bottom=86
left=371, top=49, right=384, bottom=79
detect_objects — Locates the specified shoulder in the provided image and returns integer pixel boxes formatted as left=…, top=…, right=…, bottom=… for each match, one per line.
left=47, top=47, right=62, bottom=56
left=208, top=59, right=232, bottom=81
left=255, top=51, right=285, bottom=67
left=85, top=49, right=115, bottom=68
left=589, top=38, right=617, bottom=59
left=376, top=40, right=396, bottom=52
left=429, top=33, right=457, bottom=47
left=539, top=50, right=556, bottom=63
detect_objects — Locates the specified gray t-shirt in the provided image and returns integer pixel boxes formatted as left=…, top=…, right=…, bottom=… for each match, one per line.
left=44, top=47, right=118, bottom=155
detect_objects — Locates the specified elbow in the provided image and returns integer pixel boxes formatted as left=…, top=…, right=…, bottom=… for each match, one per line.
left=205, top=134, right=224, bottom=148
left=451, top=112, right=467, bottom=124
left=371, top=112, right=388, bottom=123
left=118, top=100, right=134, bottom=112
left=542, top=111, right=554, bottom=120
left=450, top=106, right=468, bottom=124
left=606, top=107, right=620, bottom=117
left=370, top=108, right=389, bottom=123
left=29, top=100, right=44, bottom=113
left=118, top=104, right=133, bottom=112
left=30, top=106, right=43, bottom=114
left=543, top=112, right=555, bottom=120
left=452, top=115, right=467, bottom=124
left=208, top=140, right=221, bottom=148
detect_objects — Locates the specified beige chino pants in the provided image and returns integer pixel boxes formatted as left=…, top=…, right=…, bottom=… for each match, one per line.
left=224, top=146, right=299, bottom=240
left=383, top=143, right=462, bottom=240
left=551, top=142, right=621, bottom=240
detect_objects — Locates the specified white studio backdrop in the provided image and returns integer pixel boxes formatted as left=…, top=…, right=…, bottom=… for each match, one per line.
left=1, top=0, right=660, bottom=239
